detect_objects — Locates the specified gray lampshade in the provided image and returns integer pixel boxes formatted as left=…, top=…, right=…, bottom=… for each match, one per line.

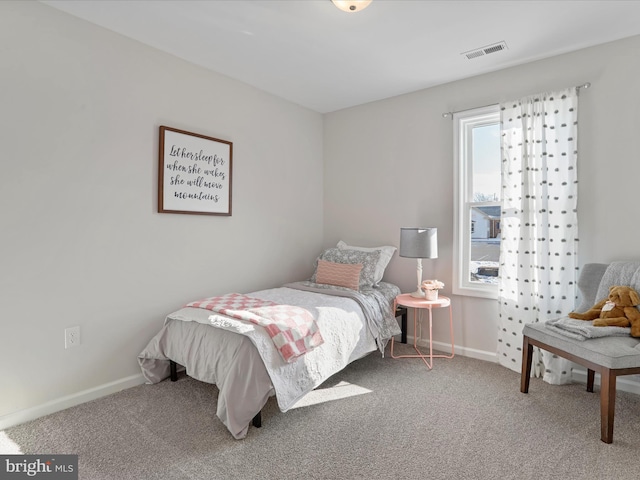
left=399, top=228, right=438, bottom=259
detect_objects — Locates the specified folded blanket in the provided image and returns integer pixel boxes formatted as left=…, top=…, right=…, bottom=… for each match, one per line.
left=546, top=317, right=630, bottom=341
left=186, top=293, right=324, bottom=362
left=284, top=281, right=401, bottom=354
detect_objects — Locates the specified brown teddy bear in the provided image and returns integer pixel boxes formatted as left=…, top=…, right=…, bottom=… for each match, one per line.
left=569, top=285, right=640, bottom=337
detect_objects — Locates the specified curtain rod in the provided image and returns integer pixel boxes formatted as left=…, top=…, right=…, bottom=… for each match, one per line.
left=441, top=82, right=591, bottom=119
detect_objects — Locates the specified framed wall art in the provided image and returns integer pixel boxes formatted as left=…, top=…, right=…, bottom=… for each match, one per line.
left=158, top=126, right=233, bottom=216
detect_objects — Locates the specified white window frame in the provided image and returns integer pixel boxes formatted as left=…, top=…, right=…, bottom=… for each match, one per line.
left=453, top=105, right=500, bottom=299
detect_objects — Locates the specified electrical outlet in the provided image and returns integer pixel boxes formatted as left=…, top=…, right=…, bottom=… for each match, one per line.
left=65, top=326, right=80, bottom=349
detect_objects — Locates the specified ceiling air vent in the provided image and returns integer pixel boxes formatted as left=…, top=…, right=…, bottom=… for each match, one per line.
left=462, top=41, right=508, bottom=60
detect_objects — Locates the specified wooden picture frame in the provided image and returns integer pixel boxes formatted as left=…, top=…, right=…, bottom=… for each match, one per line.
left=158, top=126, right=233, bottom=216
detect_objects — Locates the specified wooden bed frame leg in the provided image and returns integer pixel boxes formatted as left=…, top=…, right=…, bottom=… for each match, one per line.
left=520, top=336, right=533, bottom=393
left=170, top=360, right=177, bottom=382
left=252, top=411, right=262, bottom=428
left=399, top=307, right=408, bottom=344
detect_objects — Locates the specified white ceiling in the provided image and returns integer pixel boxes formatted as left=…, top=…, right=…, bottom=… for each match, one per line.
left=41, top=0, right=640, bottom=113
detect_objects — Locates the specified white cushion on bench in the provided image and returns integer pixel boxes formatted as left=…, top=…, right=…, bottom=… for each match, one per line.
left=524, top=322, right=640, bottom=370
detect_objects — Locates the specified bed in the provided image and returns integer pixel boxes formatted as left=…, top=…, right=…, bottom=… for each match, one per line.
left=138, top=243, right=401, bottom=439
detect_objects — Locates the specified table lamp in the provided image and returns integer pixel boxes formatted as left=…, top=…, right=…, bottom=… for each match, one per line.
left=399, top=227, right=438, bottom=298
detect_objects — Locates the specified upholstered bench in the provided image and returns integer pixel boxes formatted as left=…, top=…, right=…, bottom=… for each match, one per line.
left=520, top=262, right=640, bottom=443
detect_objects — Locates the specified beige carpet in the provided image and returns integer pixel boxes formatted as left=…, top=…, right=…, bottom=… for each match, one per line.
left=3, top=343, right=640, bottom=479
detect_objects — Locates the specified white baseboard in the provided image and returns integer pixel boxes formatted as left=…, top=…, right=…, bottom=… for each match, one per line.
left=2, top=337, right=485, bottom=432
left=571, top=368, right=640, bottom=395
left=0, top=374, right=147, bottom=431
left=406, top=336, right=498, bottom=364
left=406, top=337, right=640, bottom=396
left=16, top=348, right=635, bottom=434
left=1, top=339, right=497, bottom=432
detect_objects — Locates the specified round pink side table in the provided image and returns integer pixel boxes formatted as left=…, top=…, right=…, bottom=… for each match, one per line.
left=390, top=293, right=454, bottom=369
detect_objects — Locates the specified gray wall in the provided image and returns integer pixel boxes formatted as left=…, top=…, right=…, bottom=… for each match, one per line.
left=0, top=1, right=323, bottom=422
left=3, top=0, right=640, bottom=426
left=324, top=34, right=640, bottom=359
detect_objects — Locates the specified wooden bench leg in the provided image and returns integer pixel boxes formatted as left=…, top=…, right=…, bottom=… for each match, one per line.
left=520, top=336, right=533, bottom=393
left=600, top=368, right=616, bottom=444
left=586, top=369, right=595, bottom=393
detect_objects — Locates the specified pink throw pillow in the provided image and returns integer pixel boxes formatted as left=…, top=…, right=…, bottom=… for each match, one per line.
left=315, top=260, right=363, bottom=291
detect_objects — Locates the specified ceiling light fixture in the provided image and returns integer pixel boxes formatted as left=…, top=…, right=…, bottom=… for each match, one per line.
left=331, top=0, right=372, bottom=13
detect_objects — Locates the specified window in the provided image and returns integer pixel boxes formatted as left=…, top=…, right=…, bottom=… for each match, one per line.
left=453, top=105, right=501, bottom=298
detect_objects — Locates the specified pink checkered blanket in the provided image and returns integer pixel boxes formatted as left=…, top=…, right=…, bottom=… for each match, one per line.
left=185, top=293, right=324, bottom=363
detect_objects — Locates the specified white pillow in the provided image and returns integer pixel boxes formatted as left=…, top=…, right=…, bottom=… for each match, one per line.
left=336, top=240, right=397, bottom=286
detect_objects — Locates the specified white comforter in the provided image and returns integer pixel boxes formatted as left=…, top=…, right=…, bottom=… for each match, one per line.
left=138, top=283, right=400, bottom=439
